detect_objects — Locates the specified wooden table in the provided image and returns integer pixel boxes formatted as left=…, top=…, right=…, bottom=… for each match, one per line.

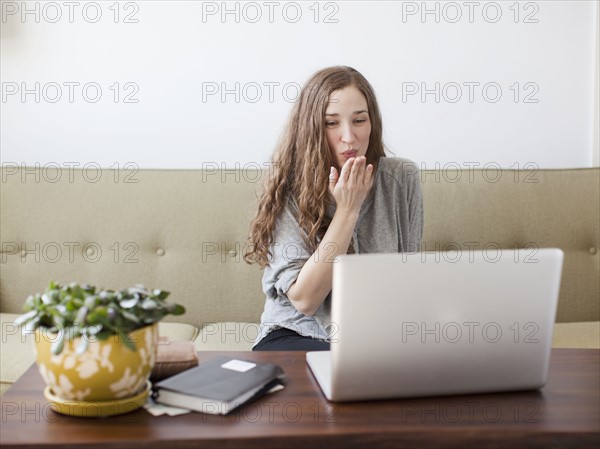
left=1, top=349, right=598, bottom=448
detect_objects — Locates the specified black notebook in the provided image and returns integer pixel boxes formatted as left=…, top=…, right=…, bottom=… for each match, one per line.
left=152, top=356, right=285, bottom=415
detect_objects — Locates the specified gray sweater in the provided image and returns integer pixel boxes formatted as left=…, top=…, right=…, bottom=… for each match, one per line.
left=253, top=157, right=424, bottom=347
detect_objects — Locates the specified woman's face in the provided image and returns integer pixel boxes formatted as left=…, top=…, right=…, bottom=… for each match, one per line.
left=324, top=85, right=372, bottom=170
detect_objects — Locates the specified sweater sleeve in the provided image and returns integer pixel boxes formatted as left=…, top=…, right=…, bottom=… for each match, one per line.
left=405, top=161, right=424, bottom=252
left=263, top=204, right=312, bottom=300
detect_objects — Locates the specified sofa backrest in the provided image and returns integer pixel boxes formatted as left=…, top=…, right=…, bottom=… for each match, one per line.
left=1, top=166, right=598, bottom=325
left=420, top=167, right=598, bottom=323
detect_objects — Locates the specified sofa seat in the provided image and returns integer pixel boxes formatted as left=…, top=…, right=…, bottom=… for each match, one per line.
left=188, top=321, right=600, bottom=351
left=193, top=322, right=259, bottom=351
left=0, top=313, right=199, bottom=396
left=552, top=321, right=600, bottom=348
left=2, top=311, right=599, bottom=395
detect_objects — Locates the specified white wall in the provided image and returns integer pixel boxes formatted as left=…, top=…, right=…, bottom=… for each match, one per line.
left=594, top=0, right=599, bottom=166
left=1, top=0, right=598, bottom=169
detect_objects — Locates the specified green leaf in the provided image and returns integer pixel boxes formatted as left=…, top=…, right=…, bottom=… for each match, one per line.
left=81, top=284, right=95, bottom=295
left=74, top=306, right=89, bottom=325
left=106, top=307, right=117, bottom=321
left=51, top=332, right=65, bottom=355
left=48, top=290, right=59, bottom=302
left=83, top=295, right=97, bottom=309
left=153, top=289, right=170, bottom=300
left=88, top=304, right=108, bottom=320
left=118, top=329, right=136, bottom=352
left=70, top=284, right=84, bottom=299
left=76, top=335, right=89, bottom=355
left=129, top=286, right=147, bottom=296
left=24, top=295, right=35, bottom=310
left=65, top=297, right=76, bottom=311
left=121, top=310, right=140, bottom=323
left=86, top=324, right=101, bottom=335
left=55, top=304, right=67, bottom=315
left=98, top=290, right=114, bottom=304
left=47, top=308, right=66, bottom=327
left=95, top=329, right=113, bottom=341
left=141, top=298, right=157, bottom=310
left=14, top=310, right=37, bottom=326
left=24, top=316, right=41, bottom=333
left=120, top=297, right=138, bottom=309
left=170, top=304, right=186, bottom=315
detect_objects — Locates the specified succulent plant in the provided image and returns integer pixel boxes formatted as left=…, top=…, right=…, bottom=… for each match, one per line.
left=15, top=281, right=185, bottom=355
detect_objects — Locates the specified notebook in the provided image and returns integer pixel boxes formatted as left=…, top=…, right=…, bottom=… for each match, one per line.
left=153, top=355, right=285, bottom=414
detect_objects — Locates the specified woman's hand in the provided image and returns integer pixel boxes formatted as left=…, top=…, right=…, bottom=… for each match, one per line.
left=328, top=157, right=374, bottom=216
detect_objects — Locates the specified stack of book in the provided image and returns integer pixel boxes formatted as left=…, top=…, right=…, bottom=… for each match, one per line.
left=152, top=356, right=285, bottom=415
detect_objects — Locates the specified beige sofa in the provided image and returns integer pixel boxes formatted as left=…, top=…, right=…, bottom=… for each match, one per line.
left=1, top=165, right=599, bottom=395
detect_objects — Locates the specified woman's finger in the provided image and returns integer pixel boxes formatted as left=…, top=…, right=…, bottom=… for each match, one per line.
left=339, top=157, right=354, bottom=184
left=348, top=156, right=365, bottom=187
left=328, top=166, right=338, bottom=195
left=364, top=163, right=374, bottom=187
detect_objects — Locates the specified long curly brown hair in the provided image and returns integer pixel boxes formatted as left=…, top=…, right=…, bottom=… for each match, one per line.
left=243, top=66, right=387, bottom=267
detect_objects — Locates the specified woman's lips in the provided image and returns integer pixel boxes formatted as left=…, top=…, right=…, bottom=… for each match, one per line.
left=342, top=150, right=358, bottom=158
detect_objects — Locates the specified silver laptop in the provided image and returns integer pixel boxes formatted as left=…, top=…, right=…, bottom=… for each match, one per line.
left=307, top=248, right=564, bottom=401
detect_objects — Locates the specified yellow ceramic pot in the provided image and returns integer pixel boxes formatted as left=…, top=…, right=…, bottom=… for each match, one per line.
left=34, top=323, right=158, bottom=402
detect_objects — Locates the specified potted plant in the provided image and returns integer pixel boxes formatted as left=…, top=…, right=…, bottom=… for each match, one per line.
left=15, top=281, right=185, bottom=416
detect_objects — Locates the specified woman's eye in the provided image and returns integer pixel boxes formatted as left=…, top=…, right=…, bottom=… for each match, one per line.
left=325, top=121, right=337, bottom=127
left=354, top=118, right=367, bottom=124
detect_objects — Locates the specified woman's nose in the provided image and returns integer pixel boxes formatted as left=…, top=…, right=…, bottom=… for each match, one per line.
left=341, top=123, right=355, bottom=144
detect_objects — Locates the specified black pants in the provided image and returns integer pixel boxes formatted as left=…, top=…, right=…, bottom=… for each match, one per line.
left=253, top=328, right=330, bottom=351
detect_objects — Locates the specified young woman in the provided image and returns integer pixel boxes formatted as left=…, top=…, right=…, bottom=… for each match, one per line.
left=244, top=66, right=423, bottom=351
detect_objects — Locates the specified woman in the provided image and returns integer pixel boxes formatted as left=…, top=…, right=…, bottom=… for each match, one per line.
left=244, top=66, right=423, bottom=351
